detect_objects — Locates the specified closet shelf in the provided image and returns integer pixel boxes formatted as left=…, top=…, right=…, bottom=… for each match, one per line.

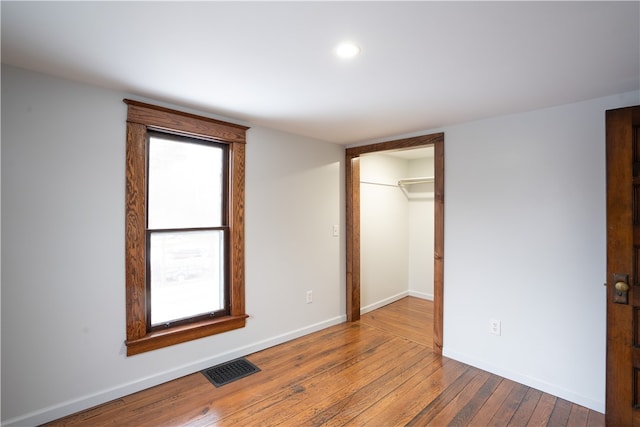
left=397, top=176, right=434, bottom=186
left=398, top=176, right=434, bottom=200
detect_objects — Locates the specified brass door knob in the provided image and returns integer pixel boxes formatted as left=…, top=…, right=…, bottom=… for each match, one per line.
left=615, top=281, right=630, bottom=292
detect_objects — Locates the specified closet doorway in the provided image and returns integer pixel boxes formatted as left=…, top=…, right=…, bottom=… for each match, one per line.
left=345, top=132, right=444, bottom=354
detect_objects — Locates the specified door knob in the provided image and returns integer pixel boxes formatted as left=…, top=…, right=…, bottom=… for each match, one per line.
left=615, top=281, right=630, bottom=293
left=613, top=273, right=630, bottom=304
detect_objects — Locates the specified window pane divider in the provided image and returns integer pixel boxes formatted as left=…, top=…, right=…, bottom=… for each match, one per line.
left=146, top=226, right=227, bottom=233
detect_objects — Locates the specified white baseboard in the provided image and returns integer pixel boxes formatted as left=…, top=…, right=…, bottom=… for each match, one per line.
left=360, top=291, right=409, bottom=314
left=408, top=290, right=433, bottom=301
left=442, top=348, right=604, bottom=414
left=3, top=315, right=347, bottom=427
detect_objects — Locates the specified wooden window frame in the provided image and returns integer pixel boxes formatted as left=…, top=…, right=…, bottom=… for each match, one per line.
left=145, top=131, right=230, bottom=331
left=124, top=99, right=249, bottom=356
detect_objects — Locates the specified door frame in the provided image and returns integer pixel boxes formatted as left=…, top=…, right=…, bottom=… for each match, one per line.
left=345, top=132, right=444, bottom=354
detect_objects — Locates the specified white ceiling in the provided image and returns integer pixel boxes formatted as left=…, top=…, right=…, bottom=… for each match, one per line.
left=2, top=1, right=638, bottom=146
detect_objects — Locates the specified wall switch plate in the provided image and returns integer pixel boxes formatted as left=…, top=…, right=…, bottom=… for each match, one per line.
left=306, top=290, right=313, bottom=304
left=490, top=319, right=501, bottom=336
left=332, top=225, right=339, bottom=237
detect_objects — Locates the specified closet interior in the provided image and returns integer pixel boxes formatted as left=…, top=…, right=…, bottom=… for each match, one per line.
left=359, top=147, right=435, bottom=313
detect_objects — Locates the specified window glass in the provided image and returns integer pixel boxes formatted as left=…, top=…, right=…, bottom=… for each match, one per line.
left=148, top=135, right=224, bottom=229
left=150, top=230, right=225, bottom=326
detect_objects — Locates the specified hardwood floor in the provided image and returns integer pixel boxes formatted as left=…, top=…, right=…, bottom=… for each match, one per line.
left=44, top=297, right=604, bottom=426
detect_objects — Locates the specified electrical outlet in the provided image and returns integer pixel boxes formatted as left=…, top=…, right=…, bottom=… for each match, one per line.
left=490, top=319, right=501, bottom=336
left=306, top=290, right=313, bottom=304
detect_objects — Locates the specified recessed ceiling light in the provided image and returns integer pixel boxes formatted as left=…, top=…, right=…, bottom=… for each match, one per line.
left=335, top=42, right=360, bottom=59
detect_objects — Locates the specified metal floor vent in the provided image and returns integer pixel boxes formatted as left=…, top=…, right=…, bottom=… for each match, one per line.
left=202, top=357, right=261, bottom=387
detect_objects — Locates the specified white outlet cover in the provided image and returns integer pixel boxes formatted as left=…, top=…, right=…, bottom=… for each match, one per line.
left=490, top=319, right=501, bottom=336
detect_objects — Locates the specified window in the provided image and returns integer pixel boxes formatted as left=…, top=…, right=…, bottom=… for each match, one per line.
left=124, top=99, right=249, bottom=356
left=147, top=133, right=228, bottom=328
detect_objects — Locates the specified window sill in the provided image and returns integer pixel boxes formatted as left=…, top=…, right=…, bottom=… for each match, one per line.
left=125, top=314, right=248, bottom=356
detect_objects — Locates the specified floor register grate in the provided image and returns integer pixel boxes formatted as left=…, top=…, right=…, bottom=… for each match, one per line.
left=202, top=357, right=261, bottom=387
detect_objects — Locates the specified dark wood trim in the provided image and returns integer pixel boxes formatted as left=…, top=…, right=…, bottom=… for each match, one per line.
left=125, top=122, right=148, bottom=342
left=229, top=142, right=246, bottom=316
left=124, top=100, right=248, bottom=356
left=124, top=99, right=248, bottom=144
left=433, top=137, right=444, bottom=354
left=346, top=155, right=361, bottom=321
left=126, top=315, right=248, bottom=356
left=345, top=133, right=443, bottom=157
left=345, top=132, right=444, bottom=353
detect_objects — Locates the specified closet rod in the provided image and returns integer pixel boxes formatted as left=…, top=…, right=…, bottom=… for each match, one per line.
left=397, top=176, right=434, bottom=186
left=360, top=180, right=398, bottom=188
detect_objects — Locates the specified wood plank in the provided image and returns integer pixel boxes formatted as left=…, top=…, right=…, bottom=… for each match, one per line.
left=420, top=368, right=492, bottom=426
left=567, top=403, right=590, bottom=426
left=405, top=366, right=485, bottom=425
left=527, top=392, right=558, bottom=426
left=587, top=408, right=606, bottom=426
left=547, top=397, right=573, bottom=426
left=445, top=369, right=503, bottom=425
left=487, top=382, right=529, bottom=426
left=467, top=378, right=518, bottom=425
left=344, top=358, right=469, bottom=426
left=507, top=387, right=542, bottom=426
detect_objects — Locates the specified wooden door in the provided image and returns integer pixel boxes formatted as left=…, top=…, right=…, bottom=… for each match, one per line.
left=606, top=105, right=640, bottom=426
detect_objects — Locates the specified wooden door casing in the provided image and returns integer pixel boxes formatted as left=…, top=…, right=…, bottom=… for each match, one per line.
left=606, top=105, right=640, bottom=426
left=345, top=132, right=444, bottom=354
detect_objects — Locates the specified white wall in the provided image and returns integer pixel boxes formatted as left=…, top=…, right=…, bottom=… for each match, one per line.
left=438, top=91, right=640, bottom=412
left=360, top=154, right=409, bottom=310
left=1, top=65, right=345, bottom=426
